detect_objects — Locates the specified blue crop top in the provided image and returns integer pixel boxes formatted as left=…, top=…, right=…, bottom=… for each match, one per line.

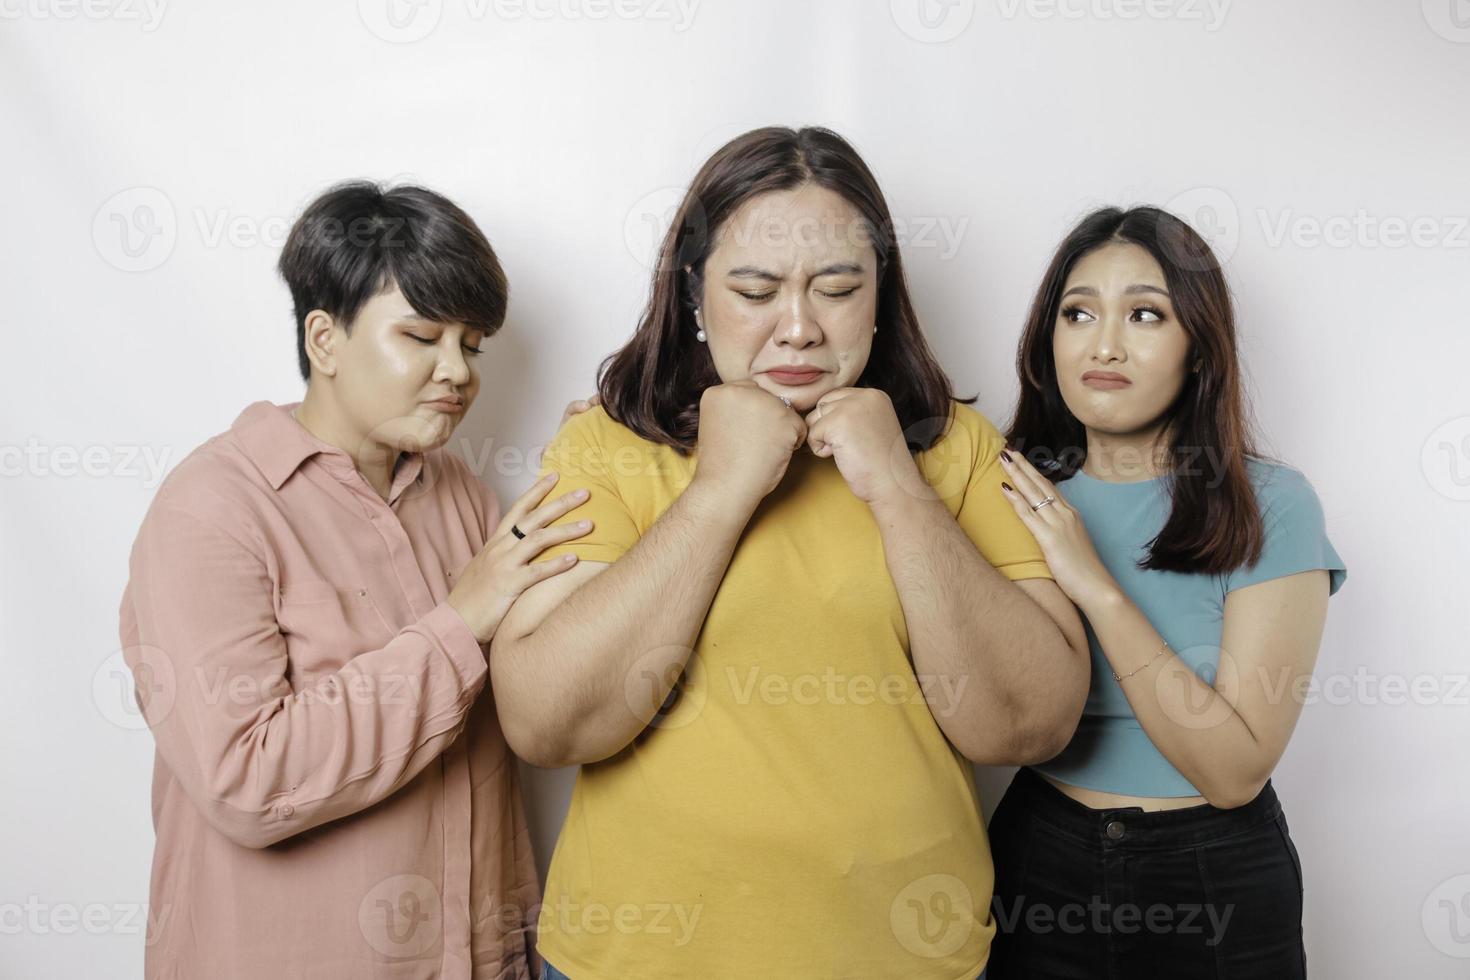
left=1030, top=458, right=1347, bottom=797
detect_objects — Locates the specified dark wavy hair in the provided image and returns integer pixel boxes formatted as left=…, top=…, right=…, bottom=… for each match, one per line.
left=278, top=180, right=508, bottom=382
left=593, top=125, right=971, bottom=455
left=1005, top=206, right=1271, bottom=575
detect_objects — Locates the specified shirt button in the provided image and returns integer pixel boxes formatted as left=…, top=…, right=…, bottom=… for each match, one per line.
left=1105, top=820, right=1125, bottom=840
left=277, top=803, right=295, bottom=818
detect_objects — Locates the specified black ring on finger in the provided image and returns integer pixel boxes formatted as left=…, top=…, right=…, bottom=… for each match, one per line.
left=511, top=524, right=526, bottom=539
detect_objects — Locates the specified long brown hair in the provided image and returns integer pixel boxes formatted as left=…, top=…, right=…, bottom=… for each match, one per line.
left=1006, top=206, right=1270, bottom=575
left=594, top=125, right=971, bottom=455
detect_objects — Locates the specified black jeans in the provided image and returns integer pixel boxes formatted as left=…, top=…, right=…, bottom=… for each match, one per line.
left=986, top=766, right=1306, bottom=979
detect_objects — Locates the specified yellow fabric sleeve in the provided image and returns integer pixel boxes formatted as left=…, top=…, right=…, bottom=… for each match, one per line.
left=950, top=405, right=1054, bottom=582
left=530, top=406, right=643, bottom=565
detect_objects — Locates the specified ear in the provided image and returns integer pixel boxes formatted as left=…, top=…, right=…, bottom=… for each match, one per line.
left=302, top=310, right=340, bottom=379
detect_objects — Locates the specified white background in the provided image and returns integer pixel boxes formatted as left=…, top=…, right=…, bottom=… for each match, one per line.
left=3, top=0, right=1468, bottom=976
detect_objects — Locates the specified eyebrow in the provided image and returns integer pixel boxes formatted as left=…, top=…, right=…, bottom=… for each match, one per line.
left=725, top=262, right=866, bottom=281
left=1062, top=283, right=1170, bottom=299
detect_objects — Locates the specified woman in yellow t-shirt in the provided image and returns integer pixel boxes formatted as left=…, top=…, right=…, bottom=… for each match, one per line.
left=490, top=126, right=1090, bottom=980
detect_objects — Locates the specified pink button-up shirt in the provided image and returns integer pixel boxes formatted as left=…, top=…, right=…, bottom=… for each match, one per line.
left=118, top=399, right=542, bottom=980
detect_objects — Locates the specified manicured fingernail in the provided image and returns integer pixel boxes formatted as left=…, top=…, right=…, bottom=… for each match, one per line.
left=1000, top=450, right=1013, bottom=463
left=578, top=520, right=591, bottom=528
left=1001, top=482, right=1014, bottom=493
left=575, top=489, right=589, bottom=498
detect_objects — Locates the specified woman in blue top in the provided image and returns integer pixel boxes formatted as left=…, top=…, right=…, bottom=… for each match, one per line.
left=984, top=206, right=1346, bottom=978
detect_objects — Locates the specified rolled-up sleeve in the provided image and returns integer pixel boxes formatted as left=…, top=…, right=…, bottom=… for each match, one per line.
left=124, top=498, right=489, bottom=849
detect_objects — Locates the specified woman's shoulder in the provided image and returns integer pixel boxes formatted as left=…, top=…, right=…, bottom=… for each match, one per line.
left=128, top=426, right=274, bottom=560
left=543, top=402, right=688, bottom=492
left=908, top=401, right=1008, bottom=501
left=556, top=402, right=614, bottom=436
left=1231, top=457, right=1346, bottom=593
left=932, top=400, right=1007, bottom=455
left=153, top=429, right=262, bottom=517
left=551, top=403, right=664, bottom=452
left=1243, top=457, right=1327, bottom=520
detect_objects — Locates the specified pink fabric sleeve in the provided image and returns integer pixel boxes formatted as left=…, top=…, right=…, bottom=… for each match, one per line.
left=124, top=499, right=489, bottom=849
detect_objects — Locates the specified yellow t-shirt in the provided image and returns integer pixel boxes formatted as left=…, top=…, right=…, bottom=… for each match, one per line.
left=531, top=400, right=1052, bottom=979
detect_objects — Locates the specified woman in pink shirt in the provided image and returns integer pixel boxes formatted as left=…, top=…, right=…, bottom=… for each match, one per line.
left=119, top=181, right=592, bottom=980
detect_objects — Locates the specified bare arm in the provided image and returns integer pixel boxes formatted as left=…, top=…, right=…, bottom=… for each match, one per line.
left=1078, top=570, right=1330, bottom=807
left=994, top=449, right=1337, bottom=808
left=491, top=383, right=812, bottom=767
left=489, top=480, right=752, bottom=767
left=868, top=489, right=1090, bottom=765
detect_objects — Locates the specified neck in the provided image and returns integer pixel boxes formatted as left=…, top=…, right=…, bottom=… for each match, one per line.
left=1081, top=423, right=1172, bottom=483
left=292, top=393, right=401, bottom=501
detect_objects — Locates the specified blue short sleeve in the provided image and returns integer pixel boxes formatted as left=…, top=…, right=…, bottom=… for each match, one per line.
left=1225, top=465, right=1347, bottom=595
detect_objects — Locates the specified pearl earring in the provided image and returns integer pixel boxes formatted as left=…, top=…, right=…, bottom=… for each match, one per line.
left=695, top=308, right=707, bottom=343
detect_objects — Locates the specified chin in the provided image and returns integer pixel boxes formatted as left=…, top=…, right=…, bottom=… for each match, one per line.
left=392, top=414, right=455, bottom=452
left=754, top=377, right=835, bottom=412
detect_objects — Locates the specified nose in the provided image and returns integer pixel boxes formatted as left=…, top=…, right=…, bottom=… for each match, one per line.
left=435, top=345, right=472, bottom=386
left=774, top=292, right=822, bottom=349
left=1089, top=312, right=1126, bottom=365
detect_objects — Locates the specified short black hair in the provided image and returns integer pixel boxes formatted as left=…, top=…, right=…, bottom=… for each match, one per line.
left=278, top=180, right=508, bottom=381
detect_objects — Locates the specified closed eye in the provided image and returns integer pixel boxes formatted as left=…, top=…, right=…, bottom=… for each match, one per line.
left=409, top=333, right=483, bottom=354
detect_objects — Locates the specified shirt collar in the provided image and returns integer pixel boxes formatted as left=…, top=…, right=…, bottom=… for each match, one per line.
left=231, top=400, right=425, bottom=495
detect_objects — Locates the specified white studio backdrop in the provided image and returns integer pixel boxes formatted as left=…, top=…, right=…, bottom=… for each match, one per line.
left=3, top=1, right=1468, bottom=976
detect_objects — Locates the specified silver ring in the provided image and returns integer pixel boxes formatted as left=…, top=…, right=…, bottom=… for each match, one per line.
left=511, top=523, right=525, bottom=539
left=1031, top=496, right=1056, bottom=512
left=780, top=396, right=791, bottom=407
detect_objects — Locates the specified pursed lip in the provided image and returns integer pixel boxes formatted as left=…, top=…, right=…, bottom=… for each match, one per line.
left=1081, top=370, right=1132, bottom=386
left=762, top=365, right=825, bottom=380
left=422, top=396, right=465, bottom=412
